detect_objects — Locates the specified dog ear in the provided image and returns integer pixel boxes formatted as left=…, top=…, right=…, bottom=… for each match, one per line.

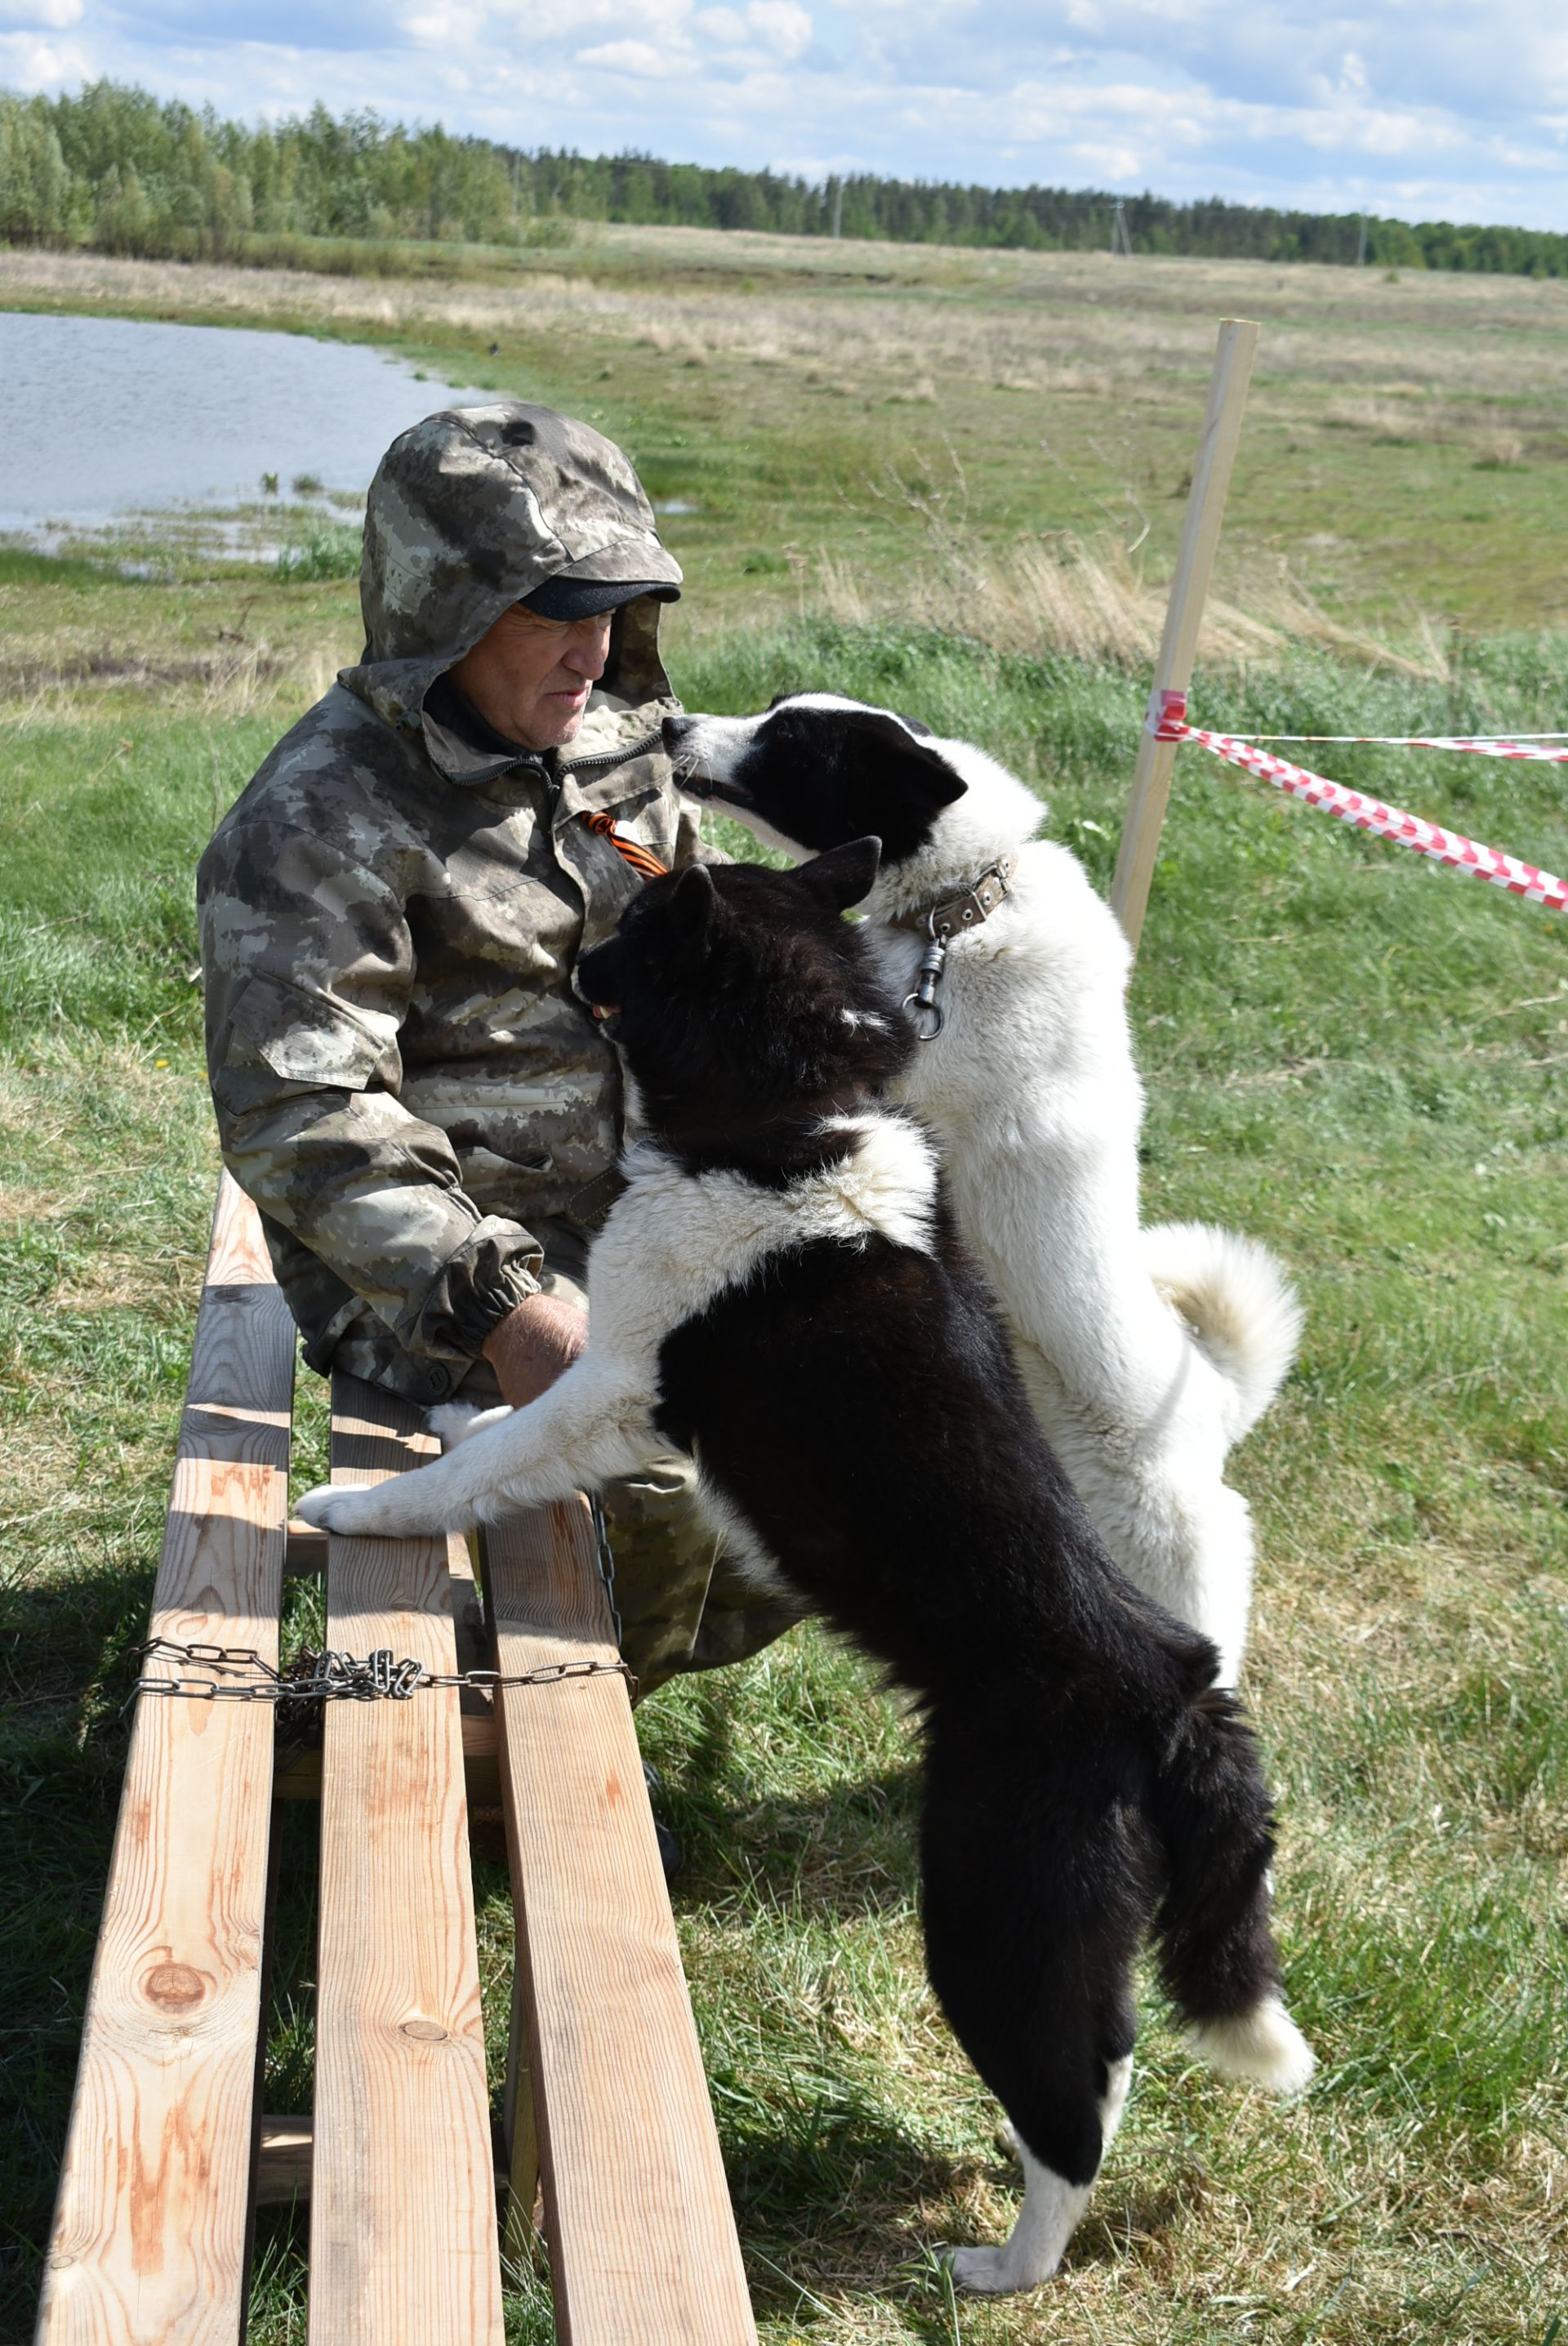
left=853, top=711, right=965, bottom=804
left=669, top=859, right=716, bottom=943
left=797, top=835, right=882, bottom=912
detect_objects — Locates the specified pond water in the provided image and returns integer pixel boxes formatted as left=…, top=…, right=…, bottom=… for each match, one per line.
left=0, top=309, right=488, bottom=539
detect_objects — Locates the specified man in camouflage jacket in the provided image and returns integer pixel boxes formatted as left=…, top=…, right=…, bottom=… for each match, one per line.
left=199, top=401, right=795, bottom=1685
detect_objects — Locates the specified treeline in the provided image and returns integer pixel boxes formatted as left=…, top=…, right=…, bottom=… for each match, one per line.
left=2, top=80, right=1566, bottom=279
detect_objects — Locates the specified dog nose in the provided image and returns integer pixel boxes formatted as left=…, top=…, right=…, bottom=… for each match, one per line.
left=662, top=714, right=689, bottom=751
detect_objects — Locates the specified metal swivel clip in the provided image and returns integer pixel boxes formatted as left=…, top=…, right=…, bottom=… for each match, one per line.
left=903, top=925, right=947, bottom=1041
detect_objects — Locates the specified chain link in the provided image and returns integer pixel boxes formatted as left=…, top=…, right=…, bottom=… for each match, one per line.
left=126, top=1635, right=635, bottom=1713
left=589, top=1493, right=624, bottom=1650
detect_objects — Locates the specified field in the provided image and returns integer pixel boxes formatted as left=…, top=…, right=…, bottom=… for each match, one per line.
left=2, top=230, right=1567, bottom=2344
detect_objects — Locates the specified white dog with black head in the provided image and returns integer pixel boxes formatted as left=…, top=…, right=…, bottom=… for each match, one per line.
left=664, top=694, right=1302, bottom=1684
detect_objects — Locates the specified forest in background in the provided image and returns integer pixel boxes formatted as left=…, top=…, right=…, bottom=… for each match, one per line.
left=2, top=78, right=1567, bottom=278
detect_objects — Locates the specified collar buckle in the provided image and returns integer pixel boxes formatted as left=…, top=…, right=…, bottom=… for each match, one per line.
left=895, top=854, right=1015, bottom=942
left=895, top=855, right=1014, bottom=1041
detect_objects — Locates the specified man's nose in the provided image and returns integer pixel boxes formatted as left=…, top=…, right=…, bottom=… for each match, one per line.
left=563, top=622, right=611, bottom=680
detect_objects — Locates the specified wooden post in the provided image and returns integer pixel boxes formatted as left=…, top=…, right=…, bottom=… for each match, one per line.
left=1109, top=317, right=1259, bottom=952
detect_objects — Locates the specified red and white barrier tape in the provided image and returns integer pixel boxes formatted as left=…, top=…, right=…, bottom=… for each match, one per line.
left=1147, top=690, right=1568, bottom=915
left=1241, top=733, right=1568, bottom=760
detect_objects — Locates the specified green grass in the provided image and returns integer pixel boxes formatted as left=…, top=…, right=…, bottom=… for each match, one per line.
left=3, top=573, right=1566, bottom=2339
left=4, top=210, right=1567, bottom=2343
left=274, top=514, right=365, bottom=580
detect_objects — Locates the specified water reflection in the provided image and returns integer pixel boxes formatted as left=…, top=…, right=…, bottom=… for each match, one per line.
left=0, top=309, right=488, bottom=551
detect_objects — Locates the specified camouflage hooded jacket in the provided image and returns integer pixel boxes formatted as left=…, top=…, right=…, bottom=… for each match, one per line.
left=198, top=403, right=704, bottom=1404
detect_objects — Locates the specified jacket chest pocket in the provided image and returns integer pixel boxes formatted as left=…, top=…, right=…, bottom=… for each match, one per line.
left=437, top=870, right=584, bottom=983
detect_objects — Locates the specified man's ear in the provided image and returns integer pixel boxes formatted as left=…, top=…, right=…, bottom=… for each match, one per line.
left=669, top=860, right=717, bottom=943
left=853, top=711, right=965, bottom=805
left=798, top=835, right=882, bottom=913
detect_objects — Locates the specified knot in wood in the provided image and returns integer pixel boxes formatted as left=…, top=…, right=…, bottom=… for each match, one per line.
left=143, top=1961, right=209, bottom=2011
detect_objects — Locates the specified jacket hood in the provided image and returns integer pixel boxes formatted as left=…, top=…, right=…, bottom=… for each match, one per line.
left=340, top=402, right=682, bottom=758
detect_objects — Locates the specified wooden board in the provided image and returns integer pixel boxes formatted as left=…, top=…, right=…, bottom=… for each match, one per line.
left=273, top=1707, right=499, bottom=1804
left=487, top=1500, right=756, bottom=2344
left=35, top=1175, right=295, bottom=2346
left=307, top=1376, right=503, bottom=2346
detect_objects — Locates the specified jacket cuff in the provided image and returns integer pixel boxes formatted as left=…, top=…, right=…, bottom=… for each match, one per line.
left=405, top=1217, right=543, bottom=1360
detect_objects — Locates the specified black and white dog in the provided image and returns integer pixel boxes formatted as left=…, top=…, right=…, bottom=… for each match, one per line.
left=664, top=697, right=1303, bottom=1686
left=298, top=844, right=1312, bottom=2293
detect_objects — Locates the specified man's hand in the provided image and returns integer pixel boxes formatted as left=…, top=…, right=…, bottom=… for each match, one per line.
left=482, top=1291, right=589, bottom=1407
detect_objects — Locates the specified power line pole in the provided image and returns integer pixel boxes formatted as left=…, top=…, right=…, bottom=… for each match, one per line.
left=1111, top=198, right=1132, bottom=257
left=1356, top=211, right=1368, bottom=266
left=831, top=176, right=844, bottom=239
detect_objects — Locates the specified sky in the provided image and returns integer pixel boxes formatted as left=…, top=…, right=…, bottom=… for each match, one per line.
left=3, top=0, right=1567, bottom=230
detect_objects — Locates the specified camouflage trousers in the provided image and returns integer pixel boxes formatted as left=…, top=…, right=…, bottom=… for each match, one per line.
left=466, top=1220, right=801, bottom=1693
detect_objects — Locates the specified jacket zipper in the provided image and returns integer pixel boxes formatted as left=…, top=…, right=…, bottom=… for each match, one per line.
left=559, top=731, right=664, bottom=775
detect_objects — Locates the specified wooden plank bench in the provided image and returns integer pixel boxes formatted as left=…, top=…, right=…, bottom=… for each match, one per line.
left=36, top=1174, right=757, bottom=2345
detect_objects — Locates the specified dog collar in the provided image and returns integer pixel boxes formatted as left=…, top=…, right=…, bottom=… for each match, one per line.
left=891, top=855, right=1014, bottom=942
left=568, top=1164, right=631, bottom=1230
left=890, top=856, right=1014, bottom=1043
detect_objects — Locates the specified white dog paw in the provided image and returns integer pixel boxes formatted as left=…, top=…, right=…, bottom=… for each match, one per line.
left=428, top=1401, right=509, bottom=1448
left=945, top=2243, right=1049, bottom=2296
left=428, top=1401, right=478, bottom=1445
left=293, top=1483, right=368, bottom=1533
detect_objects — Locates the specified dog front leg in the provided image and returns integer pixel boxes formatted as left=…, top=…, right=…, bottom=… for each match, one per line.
left=294, top=1362, right=652, bottom=1538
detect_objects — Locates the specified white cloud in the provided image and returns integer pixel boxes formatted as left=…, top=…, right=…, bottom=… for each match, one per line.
left=746, top=2, right=813, bottom=60
left=0, top=25, right=90, bottom=77
left=576, top=35, right=687, bottom=75
left=771, top=149, right=862, bottom=174
left=399, top=3, right=489, bottom=46
left=0, top=0, right=82, bottom=25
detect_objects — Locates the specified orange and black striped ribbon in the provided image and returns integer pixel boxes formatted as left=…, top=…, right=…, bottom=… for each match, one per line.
left=581, top=810, right=668, bottom=881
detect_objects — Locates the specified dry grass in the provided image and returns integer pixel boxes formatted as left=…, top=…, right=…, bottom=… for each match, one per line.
left=0, top=570, right=357, bottom=723
left=1324, top=399, right=1539, bottom=472
left=7, top=238, right=1568, bottom=418
left=817, top=515, right=1455, bottom=680
left=1324, top=395, right=1437, bottom=442
left=1475, top=430, right=1528, bottom=471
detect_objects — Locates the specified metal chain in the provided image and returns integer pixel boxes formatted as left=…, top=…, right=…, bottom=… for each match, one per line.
left=589, top=1494, right=625, bottom=1649
left=126, top=1635, right=635, bottom=1711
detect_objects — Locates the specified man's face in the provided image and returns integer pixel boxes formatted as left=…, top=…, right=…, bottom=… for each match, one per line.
left=448, top=603, right=612, bottom=751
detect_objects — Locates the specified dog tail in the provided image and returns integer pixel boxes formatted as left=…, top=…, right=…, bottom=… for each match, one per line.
left=1142, top=1222, right=1303, bottom=1444
left=1148, top=1679, right=1316, bottom=2097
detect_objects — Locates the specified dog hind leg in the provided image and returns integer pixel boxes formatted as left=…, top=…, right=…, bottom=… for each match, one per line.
left=1012, top=1339, right=1255, bottom=1682
left=921, top=1709, right=1145, bottom=2293
left=947, top=2027, right=1134, bottom=2295
left=1152, top=1688, right=1317, bottom=2094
